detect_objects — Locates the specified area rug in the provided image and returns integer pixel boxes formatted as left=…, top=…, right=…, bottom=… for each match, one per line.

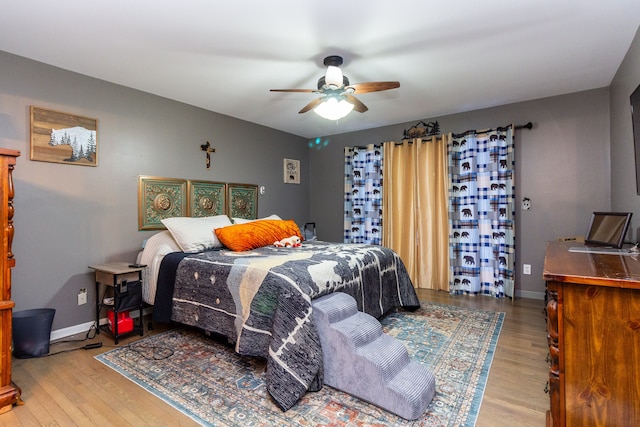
left=96, top=301, right=504, bottom=426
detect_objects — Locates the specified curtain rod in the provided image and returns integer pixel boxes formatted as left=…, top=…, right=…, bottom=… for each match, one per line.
left=350, top=121, right=534, bottom=148
left=393, top=121, right=533, bottom=145
left=452, top=121, right=532, bottom=138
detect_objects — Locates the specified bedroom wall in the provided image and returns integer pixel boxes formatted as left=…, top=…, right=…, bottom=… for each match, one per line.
left=309, top=88, right=612, bottom=299
left=610, top=26, right=640, bottom=223
left=0, top=51, right=310, bottom=333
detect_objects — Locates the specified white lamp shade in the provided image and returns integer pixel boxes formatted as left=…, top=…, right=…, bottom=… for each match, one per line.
left=314, top=98, right=354, bottom=120
left=324, top=65, right=343, bottom=88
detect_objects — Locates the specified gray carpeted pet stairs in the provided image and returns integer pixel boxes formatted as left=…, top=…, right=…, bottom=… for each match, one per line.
left=312, top=292, right=436, bottom=420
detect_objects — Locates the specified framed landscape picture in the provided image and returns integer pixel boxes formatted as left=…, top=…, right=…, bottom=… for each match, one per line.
left=30, top=106, right=98, bottom=166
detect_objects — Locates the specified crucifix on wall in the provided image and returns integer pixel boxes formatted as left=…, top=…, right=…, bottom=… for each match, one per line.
left=200, top=141, right=216, bottom=169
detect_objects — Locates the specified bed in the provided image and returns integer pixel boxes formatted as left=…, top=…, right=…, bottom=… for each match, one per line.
left=137, top=215, right=420, bottom=411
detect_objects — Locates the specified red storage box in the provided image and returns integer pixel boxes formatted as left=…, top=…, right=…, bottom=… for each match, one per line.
left=107, top=310, right=133, bottom=334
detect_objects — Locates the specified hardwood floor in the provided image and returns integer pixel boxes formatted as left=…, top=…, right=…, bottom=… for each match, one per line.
left=2, top=290, right=549, bottom=426
left=416, top=290, right=549, bottom=427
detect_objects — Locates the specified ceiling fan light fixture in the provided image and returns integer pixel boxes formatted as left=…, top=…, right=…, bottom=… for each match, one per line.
left=314, top=97, right=354, bottom=120
left=324, top=65, right=343, bottom=89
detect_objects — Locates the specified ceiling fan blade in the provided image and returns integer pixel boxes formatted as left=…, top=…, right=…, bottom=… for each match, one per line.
left=298, top=98, right=324, bottom=114
left=345, top=95, right=368, bottom=113
left=349, top=81, right=400, bottom=93
left=270, top=88, right=316, bottom=93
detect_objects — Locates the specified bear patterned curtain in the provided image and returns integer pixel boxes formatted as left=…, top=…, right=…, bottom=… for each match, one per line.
left=448, top=126, right=515, bottom=298
left=343, top=144, right=383, bottom=244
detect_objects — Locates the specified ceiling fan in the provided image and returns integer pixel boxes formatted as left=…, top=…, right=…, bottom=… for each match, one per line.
left=270, top=55, right=400, bottom=120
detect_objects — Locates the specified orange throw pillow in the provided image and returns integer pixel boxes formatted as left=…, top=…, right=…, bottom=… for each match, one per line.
left=214, top=219, right=303, bottom=251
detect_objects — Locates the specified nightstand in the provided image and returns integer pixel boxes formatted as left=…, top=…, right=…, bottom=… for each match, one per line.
left=89, top=262, right=144, bottom=344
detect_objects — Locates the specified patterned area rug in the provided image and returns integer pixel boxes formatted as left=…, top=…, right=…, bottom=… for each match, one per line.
left=96, top=301, right=504, bottom=426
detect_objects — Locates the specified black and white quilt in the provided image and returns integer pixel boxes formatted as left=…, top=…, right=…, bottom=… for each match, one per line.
left=153, top=240, right=419, bottom=410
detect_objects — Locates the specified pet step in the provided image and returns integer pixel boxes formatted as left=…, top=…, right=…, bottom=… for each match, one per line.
left=332, top=312, right=382, bottom=348
left=357, top=334, right=410, bottom=382
left=312, top=291, right=358, bottom=323
left=312, top=292, right=436, bottom=420
left=388, top=362, right=437, bottom=415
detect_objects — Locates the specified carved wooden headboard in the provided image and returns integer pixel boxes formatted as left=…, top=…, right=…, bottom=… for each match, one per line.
left=138, top=176, right=257, bottom=230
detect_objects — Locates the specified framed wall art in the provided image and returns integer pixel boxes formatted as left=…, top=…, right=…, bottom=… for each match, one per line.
left=30, top=106, right=98, bottom=166
left=188, top=180, right=226, bottom=217
left=284, top=158, right=300, bottom=184
left=138, top=176, right=187, bottom=230
left=227, top=183, right=258, bottom=220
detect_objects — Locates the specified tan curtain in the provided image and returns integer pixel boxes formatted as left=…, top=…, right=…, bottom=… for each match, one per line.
left=382, top=135, right=450, bottom=290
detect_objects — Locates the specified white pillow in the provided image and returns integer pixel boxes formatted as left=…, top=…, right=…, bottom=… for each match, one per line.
left=232, top=214, right=282, bottom=224
left=161, top=215, right=232, bottom=253
left=138, top=230, right=182, bottom=304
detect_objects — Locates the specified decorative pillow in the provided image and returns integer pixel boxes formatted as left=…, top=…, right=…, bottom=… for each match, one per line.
left=232, top=214, right=281, bottom=224
left=161, top=215, right=232, bottom=253
left=215, top=219, right=302, bottom=251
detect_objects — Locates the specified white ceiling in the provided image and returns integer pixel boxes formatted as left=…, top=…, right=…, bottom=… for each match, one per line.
left=1, top=1, right=639, bottom=139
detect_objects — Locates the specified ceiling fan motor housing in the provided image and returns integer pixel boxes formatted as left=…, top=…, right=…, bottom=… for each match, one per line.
left=323, top=55, right=344, bottom=67
left=317, top=76, right=350, bottom=90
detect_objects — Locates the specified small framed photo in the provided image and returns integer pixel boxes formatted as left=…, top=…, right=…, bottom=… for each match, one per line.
left=30, top=106, right=98, bottom=166
left=284, top=158, right=300, bottom=184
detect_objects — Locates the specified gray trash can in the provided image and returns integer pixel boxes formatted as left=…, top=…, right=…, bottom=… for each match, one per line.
left=12, top=308, right=56, bottom=358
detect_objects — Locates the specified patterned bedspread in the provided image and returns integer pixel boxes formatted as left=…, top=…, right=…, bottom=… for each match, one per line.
left=155, top=240, right=419, bottom=410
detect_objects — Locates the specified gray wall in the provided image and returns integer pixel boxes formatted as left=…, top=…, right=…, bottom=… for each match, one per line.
left=0, top=51, right=309, bottom=332
left=611, top=27, right=640, bottom=221
left=310, top=89, right=612, bottom=298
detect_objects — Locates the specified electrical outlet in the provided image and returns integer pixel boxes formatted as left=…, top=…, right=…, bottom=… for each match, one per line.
left=77, top=288, right=87, bottom=305
left=523, top=264, right=532, bottom=275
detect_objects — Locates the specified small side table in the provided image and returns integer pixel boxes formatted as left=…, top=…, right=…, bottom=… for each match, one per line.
left=89, top=262, right=144, bottom=344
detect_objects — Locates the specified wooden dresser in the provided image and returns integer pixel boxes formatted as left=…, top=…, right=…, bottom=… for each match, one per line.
left=0, top=149, right=20, bottom=413
left=544, top=241, right=640, bottom=427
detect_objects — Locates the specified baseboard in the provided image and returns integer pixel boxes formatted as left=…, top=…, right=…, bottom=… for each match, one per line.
left=50, top=307, right=152, bottom=341
left=515, top=290, right=545, bottom=300
left=50, top=320, right=97, bottom=342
